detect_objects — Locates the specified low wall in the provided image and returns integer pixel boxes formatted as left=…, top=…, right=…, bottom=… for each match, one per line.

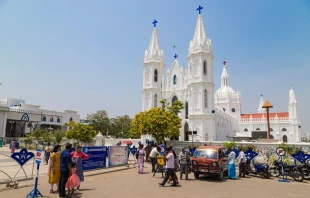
left=103, top=138, right=141, bottom=147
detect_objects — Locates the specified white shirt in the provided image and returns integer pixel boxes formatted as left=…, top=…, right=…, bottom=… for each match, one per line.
left=238, top=151, right=246, bottom=163
left=149, top=147, right=159, bottom=158
left=166, top=153, right=175, bottom=169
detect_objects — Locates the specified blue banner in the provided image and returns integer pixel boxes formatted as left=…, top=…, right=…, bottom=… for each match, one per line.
left=82, top=146, right=108, bottom=171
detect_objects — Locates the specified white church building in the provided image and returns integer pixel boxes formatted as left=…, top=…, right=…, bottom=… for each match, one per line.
left=142, top=7, right=301, bottom=143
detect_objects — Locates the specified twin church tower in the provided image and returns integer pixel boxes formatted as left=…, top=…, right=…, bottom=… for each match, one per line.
left=142, top=6, right=217, bottom=141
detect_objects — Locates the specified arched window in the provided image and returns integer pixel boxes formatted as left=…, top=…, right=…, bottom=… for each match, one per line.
left=282, top=128, right=287, bottom=132
left=184, top=122, right=189, bottom=141
left=270, top=135, right=274, bottom=139
left=173, top=75, right=177, bottom=85
left=172, top=96, right=178, bottom=105
left=154, top=69, right=158, bottom=82
left=154, top=94, right=157, bottom=108
left=50, top=117, right=54, bottom=122
left=283, top=135, right=288, bottom=143
left=70, top=117, right=73, bottom=122
left=256, top=128, right=260, bottom=131
left=204, top=89, right=208, bottom=108
left=203, top=61, right=207, bottom=75
left=42, top=116, right=46, bottom=122
left=185, top=102, right=188, bottom=119
left=244, top=128, right=248, bottom=132
left=57, top=118, right=61, bottom=123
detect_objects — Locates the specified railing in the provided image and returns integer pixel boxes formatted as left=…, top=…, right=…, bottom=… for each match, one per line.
left=240, top=117, right=290, bottom=123
left=8, top=109, right=42, bottom=115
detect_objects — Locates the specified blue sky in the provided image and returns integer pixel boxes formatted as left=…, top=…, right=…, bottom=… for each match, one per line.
left=0, top=0, right=309, bottom=134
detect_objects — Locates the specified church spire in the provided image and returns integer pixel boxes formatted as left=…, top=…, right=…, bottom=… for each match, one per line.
left=221, top=60, right=229, bottom=87
left=189, top=6, right=212, bottom=54
left=258, top=94, right=265, bottom=113
left=144, top=20, right=164, bottom=63
left=289, top=85, right=297, bottom=103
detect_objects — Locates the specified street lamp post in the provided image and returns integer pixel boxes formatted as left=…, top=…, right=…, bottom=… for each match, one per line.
left=262, top=101, right=273, bottom=139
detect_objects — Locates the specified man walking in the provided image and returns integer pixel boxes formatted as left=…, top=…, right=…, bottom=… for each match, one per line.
left=149, top=146, right=160, bottom=172
left=237, top=148, right=246, bottom=178
left=179, top=148, right=189, bottom=180
left=159, top=147, right=177, bottom=187
left=59, top=143, right=73, bottom=198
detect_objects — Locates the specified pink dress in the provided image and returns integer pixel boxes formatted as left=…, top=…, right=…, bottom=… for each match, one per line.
left=66, top=168, right=80, bottom=188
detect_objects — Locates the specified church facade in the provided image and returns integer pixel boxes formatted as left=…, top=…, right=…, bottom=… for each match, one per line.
left=142, top=8, right=300, bottom=143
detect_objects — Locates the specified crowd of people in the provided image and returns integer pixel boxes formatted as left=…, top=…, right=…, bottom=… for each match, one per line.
left=135, top=143, right=191, bottom=187
left=46, top=143, right=89, bottom=198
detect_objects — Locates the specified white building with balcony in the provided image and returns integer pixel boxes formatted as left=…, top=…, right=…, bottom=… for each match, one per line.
left=0, top=98, right=80, bottom=139
left=141, top=8, right=301, bottom=143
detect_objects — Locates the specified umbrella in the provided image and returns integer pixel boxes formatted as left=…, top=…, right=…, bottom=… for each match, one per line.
left=122, top=140, right=133, bottom=145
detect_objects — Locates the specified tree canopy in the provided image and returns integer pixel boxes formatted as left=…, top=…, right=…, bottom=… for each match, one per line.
left=130, top=99, right=184, bottom=142
left=86, top=110, right=132, bottom=138
left=65, top=121, right=96, bottom=145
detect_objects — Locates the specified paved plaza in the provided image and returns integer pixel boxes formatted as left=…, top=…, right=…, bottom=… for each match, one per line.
left=1, top=159, right=310, bottom=198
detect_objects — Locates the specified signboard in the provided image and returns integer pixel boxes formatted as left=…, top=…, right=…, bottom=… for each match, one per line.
left=35, top=150, right=43, bottom=162
left=108, top=146, right=128, bottom=167
left=159, top=144, right=166, bottom=155
left=130, top=146, right=138, bottom=156
left=82, top=146, right=108, bottom=171
left=11, top=148, right=34, bottom=166
left=276, top=148, right=285, bottom=156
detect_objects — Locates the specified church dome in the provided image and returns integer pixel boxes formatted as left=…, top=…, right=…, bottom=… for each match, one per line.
left=215, top=86, right=237, bottom=96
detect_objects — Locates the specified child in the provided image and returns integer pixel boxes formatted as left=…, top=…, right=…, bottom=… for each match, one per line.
left=153, top=155, right=165, bottom=178
left=66, top=162, right=80, bottom=195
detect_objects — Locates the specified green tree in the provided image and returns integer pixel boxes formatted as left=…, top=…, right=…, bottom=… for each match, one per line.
left=30, top=129, right=51, bottom=148
left=65, top=121, right=96, bottom=145
left=86, top=110, right=110, bottom=134
left=130, top=99, right=184, bottom=143
left=53, top=129, right=66, bottom=144
left=113, top=115, right=132, bottom=138
left=130, top=111, right=150, bottom=138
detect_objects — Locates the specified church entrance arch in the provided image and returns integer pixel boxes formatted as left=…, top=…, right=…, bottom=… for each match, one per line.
left=184, top=122, right=189, bottom=141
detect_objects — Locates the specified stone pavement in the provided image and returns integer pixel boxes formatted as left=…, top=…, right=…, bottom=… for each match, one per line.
left=1, top=161, right=310, bottom=198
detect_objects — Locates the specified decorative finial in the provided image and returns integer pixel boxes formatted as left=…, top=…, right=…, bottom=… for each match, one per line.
left=174, top=54, right=178, bottom=59
left=197, top=5, right=203, bottom=14
left=152, top=20, right=158, bottom=27
left=223, top=60, right=226, bottom=65
left=260, top=94, right=263, bottom=97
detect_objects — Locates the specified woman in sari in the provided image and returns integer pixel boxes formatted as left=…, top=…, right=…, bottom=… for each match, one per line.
left=137, top=144, right=145, bottom=174
left=10, top=139, right=16, bottom=154
left=47, top=145, right=61, bottom=193
left=70, top=146, right=89, bottom=191
left=227, top=148, right=236, bottom=179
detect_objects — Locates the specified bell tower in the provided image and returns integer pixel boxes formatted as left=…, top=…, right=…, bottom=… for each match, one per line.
left=187, top=6, right=216, bottom=141
left=142, top=20, right=165, bottom=111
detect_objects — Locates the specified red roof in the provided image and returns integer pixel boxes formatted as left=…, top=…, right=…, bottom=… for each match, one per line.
left=241, top=112, right=289, bottom=119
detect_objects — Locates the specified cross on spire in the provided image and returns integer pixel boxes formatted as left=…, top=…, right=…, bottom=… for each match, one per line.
left=174, top=54, right=178, bottom=59
left=223, top=60, right=226, bottom=65
left=152, top=20, right=158, bottom=27
left=197, top=5, right=203, bottom=14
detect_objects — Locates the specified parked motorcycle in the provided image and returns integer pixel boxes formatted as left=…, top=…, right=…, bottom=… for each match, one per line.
left=270, top=160, right=304, bottom=182
left=299, top=160, right=310, bottom=179
left=245, top=159, right=271, bottom=179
